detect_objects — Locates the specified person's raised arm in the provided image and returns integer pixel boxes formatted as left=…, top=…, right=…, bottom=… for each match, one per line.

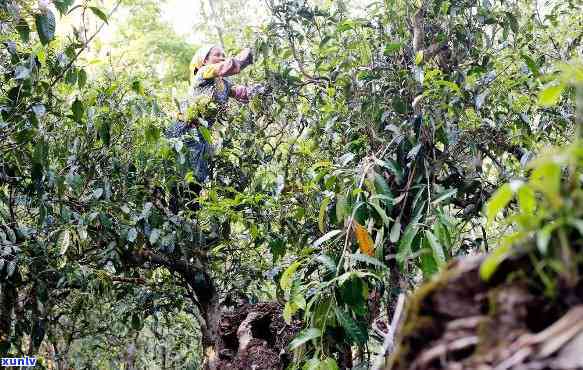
left=197, top=48, right=253, bottom=80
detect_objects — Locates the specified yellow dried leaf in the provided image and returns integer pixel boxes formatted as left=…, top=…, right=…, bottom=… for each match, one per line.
left=354, top=222, right=374, bottom=256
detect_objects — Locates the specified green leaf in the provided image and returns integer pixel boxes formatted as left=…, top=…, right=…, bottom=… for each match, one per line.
left=313, top=229, right=342, bottom=248
left=149, top=229, right=161, bottom=245
left=415, top=51, right=424, bottom=65
left=132, top=79, right=145, bottom=95
left=520, top=53, right=540, bottom=77
left=486, top=183, right=513, bottom=224
left=369, top=201, right=390, bottom=227
left=507, top=13, right=519, bottom=33
left=35, top=10, right=56, bottom=45
left=293, top=294, right=307, bottom=310
left=424, top=230, right=446, bottom=266
left=384, top=43, right=403, bottom=55
left=6, top=229, right=16, bottom=245
left=89, top=6, right=109, bottom=24
left=7, top=261, right=16, bottom=278
left=99, top=120, right=111, bottom=146
left=319, top=197, right=331, bottom=233
left=569, top=219, right=583, bottom=236
left=127, top=228, right=138, bottom=243
left=390, top=218, right=401, bottom=243
left=538, top=84, right=565, bottom=107
left=54, top=0, right=74, bottom=15
left=530, top=162, right=561, bottom=200
left=375, top=159, right=404, bottom=184
left=92, top=188, right=103, bottom=200
left=280, top=260, right=301, bottom=291
left=65, top=68, right=77, bottom=85
left=72, top=99, right=84, bottom=123
left=335, top=194, right=347, bottom=225
left=432, top=188, right=457, bottom=205
left=536, top=222, right=558, bottom=255
left=316, top=254, right=337, bottom=273
left=419, top=245, right=438, bottom=279
left=340, top=276, right=365, bottom=306
left=269, top=238, right=286, bottom=262
left=397, top=225, right=417, bottom=265
left=373, top=173, right=392, bottom=197
left=517, top=185, right=535, bottom=214
left=198, top=126, right=212, bottom=143
left=350, top=253, right=386, bottom=269
left=480, top=244, right=511, bottom=281
left=303, top=358, right=321, bottom=370
left=97, top=213, right=112, bottom=229
left=78, top=69, right=87, bottom=89
left=283, top=301, right=296, bottom=324
left=320, top=358, right=339, bottom=370
left=131, top=313, right=142, bottom=330
left=288, top=328, right=322, bottom=350
left=16, top=19, right=30, bottom=43
left=335, top=308, right=367, bottom=345
left=59, top=229, right=71, bottom=255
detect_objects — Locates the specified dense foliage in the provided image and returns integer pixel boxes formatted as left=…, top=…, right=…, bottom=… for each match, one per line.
left=1, top=0, right=581, bottom=368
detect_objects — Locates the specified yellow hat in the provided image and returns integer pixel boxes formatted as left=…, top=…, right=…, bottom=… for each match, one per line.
left=189, top=44, right=218, bottom=78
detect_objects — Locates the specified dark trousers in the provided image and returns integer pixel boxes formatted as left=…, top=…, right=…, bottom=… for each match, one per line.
left=170, top=182, right=202, bottom=214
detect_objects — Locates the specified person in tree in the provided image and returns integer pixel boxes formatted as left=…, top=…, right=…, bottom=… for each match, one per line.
left=165, top=45, right=257, bottom=212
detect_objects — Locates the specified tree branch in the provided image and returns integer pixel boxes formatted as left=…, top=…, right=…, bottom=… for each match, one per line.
left=50, top=0, right=123, bottom=88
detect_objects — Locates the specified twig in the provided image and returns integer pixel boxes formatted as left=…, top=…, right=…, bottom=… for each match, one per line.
left=49, top=0, right=122, bottom=88
left=372, top=293, right=406, bottom=370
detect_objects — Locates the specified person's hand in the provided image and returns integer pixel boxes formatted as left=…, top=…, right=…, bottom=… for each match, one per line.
left=236, top=48, right=254, bottom=68
left=249, top=84, right=267, bottom=98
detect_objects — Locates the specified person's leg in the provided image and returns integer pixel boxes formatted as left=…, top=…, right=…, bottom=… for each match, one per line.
left=187, top=183, right=202, bottom=212
left=169, top=182, right=180, bottom=214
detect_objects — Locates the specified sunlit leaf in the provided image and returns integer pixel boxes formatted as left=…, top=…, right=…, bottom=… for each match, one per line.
left=517, top=185, right=535, bottom=214
left=390, top=218, right=401, bottom=243
left=59, top=229, right=71, bottom=255
left=415, top=51, right=424, bottom=65
left=486, top=183, right=513, bottom=224
left=313, top=229, right=343, bottom=248
left=289, top=328, right=322, bottom=350
left=283, top=301, right=297, bottom=324
left=316, top=254, right=337, bottom=273
left=538, top=84, right=565, bottom=107
left=280, top=260, right=301, bottom=291
left=480, top=244, right=511, bottom=281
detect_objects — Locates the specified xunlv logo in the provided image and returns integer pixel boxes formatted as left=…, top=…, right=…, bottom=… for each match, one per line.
left=1, top=356, right=37, bottom=367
